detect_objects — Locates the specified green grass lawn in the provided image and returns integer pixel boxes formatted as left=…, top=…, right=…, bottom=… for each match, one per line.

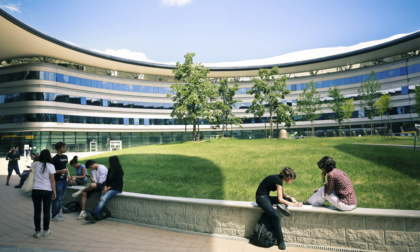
left=72, top=136, right=420, bottom=210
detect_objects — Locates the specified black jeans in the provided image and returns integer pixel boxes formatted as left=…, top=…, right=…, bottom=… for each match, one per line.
left=32, top=189, right=53, bottom=232
left=256, top=195, right=283, bottom=242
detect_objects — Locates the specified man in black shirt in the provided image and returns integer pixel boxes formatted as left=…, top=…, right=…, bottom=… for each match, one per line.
left=6, top=147, right=21, bottom=186
left=51, top=142, right=69, bottom=222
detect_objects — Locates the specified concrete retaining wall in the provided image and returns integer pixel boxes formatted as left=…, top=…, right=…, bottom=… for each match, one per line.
left=64, top=187, right=420, bottom=252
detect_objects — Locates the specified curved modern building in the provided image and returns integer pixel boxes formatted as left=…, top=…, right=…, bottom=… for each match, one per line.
left=1, top=9, right=419, bottom=153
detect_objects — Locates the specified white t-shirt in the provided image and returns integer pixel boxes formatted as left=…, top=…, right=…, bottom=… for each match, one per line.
left=92, top=164, right=108, bottom=184
left=33, top=162, right=56, bottom=191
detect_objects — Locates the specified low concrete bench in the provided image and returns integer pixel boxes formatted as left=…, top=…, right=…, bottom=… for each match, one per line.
left=64, top=186, right=420, bottom=252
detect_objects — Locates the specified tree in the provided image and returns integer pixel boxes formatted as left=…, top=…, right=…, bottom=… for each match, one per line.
left=246, top=67, right=289, bottom=139
left=206, top=78, right=243, bottom=137
left=357, top=71, right=381, bottom=135
left=168, top=53, right=217, bottom=141
left=415, top=85, right=420, bottom=117
left=296, top=81, right=322, bottom=137
left=374, top=93, right=392, bottom=136
left=327, top=86, right=346, bottom=136
left=342, top=98, right=355, bottom=136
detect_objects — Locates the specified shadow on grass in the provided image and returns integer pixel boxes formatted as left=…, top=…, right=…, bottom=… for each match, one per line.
left=92, top=154, right=225, bottom=200
left=334, top=144, right=420, bottom=179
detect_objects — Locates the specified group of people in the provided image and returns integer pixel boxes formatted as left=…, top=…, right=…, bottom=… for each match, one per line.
left=24, top=142, right=124, bottom=238
left=7, top=143, right=355, bottom=247
left=256, top=156, right=357, bottom=250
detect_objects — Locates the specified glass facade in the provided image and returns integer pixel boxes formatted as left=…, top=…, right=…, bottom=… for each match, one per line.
left=1, top=62, right=420, bottom=96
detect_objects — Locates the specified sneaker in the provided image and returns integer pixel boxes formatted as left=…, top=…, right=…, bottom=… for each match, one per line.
left=14, top=185, right=22, bottom=188
left=51, top=216, right=64, bottom=222
left=84, top=212, right=96, bottom=224
left=278, top=240, right=286, bottom=250
left=72, top=189, right=83, bottom=198
left=42, top=230, right=51, bottom=237
left=77, top=211, right=87, bottom=220
left=33, top=232, right=41, bottom=238
left=58, top=212, right=66, bottom=219
left=276, top=204, right=291, bottom=217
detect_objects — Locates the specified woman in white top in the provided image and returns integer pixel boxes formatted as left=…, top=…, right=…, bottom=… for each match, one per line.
left=32, top=149, right=56, bottom=238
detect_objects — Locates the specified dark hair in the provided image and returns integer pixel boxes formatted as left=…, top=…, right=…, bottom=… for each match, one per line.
left=33, top=154, right=40, bottom=162
left=279, top=167, right=296, bottom=181
left=55, top=141, right=66, bottom=151
left=85, top=159, right=96, bottom=168
left=318, top=156, right=336, bottom=173
left=39, top=149, right=51, bottom=173
left=108, top=156, right=124, bottom=175
left=70, top=156, right=79, bottom=165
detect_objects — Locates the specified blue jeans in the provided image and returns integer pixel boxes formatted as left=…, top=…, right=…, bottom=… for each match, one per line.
left=52, top=180, right=67, bottom=217
left=256, top=195, right=283, bottom=243
left=92, top=190, right=120, bottom=215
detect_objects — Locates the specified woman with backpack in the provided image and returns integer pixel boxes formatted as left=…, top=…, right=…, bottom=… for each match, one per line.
left=31, top=149, right=56, bottom=238
left=255, top=167, right=302, bottom=250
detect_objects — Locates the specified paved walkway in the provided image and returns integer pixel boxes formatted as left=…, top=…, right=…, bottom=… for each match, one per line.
left=1, top=152, right=331, bottom=252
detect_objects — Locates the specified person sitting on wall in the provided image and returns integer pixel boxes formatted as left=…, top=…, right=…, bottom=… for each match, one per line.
left=85, top=155, right=124, bottom=223
left=67, top=156, right=87, bottom=186
left=72, top=159, right=108, bottom=220
left=255, top=167, right=303, bottom=250
left=304, top=156, right=357, bottom=211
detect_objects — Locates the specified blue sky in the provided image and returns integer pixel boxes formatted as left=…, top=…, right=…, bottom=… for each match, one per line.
left=1, top=0, right=420, bottom=65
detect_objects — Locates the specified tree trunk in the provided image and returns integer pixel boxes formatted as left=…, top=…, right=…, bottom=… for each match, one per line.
left=184, top=120, right=187, bottom=141
left=270, top=113, right=273, bottom=139
left=193, top=121, right=196, bottom=141
left=311, top=121, right=315, bottom=137
left=222, top=122, right=225, bottom=138
left=197, top=119, right=200, bottom=141
left=339, top=123, right=342, bottom=137
left=370, top=119, right=374, bottom=136
left=349, top=119, right=352, bottom=137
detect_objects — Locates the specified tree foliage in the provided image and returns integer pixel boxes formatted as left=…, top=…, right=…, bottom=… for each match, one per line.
left=341, top=98, right=355, bottom=136
left=357, top=71, right=381, bottom=135
left=206, top=78, right=243, bottom=136
left=327, top=86, right=346, bottom=136
left=374, top=93, right=392, bottom=136
left=415, top=85, right=420, bottom=117
left=296, top=81, right=321, bottom=137
left=246, top=67, right=291, bottom=138
left=168, top=53, right=217, bottom=141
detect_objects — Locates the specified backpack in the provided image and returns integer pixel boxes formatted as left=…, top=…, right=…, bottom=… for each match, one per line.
left=249, top=212, right=276, bottom=248
left=63, top=201, right=81, bottom=213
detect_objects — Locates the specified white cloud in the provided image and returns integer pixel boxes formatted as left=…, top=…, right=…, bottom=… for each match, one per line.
left=161, top=0, right=192, bottom=7
left=0, top=3, right=21, bottom=13
left=90, top=48, right=177, bottom=65
left=204, top=32, right=413, bottom=68
left=78, top=31, right=415, bottom=69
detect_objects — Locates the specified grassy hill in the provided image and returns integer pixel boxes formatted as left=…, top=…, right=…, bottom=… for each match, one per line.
left=74, top=136, right=420, bottom=210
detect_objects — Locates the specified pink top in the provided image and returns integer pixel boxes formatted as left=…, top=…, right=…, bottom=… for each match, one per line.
left=325, top=168, right=357, bottom=205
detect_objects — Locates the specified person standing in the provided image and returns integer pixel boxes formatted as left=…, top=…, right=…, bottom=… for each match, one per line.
left=255, top=167, right=303, bottom=250
left=32, top=149, right=56, bottom=238
left=51, top=142, right=69, bottom=222
left=85, top=156, right=124, bottom=223
left=72, top=159, right=108, bottom=220
left=305, top=156, right=357, bottom=211
left=6, top=147, right=21, bottom=186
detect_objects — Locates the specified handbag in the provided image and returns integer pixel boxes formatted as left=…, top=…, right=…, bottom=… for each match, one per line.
left=21, top=161, right=38, bottom=193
